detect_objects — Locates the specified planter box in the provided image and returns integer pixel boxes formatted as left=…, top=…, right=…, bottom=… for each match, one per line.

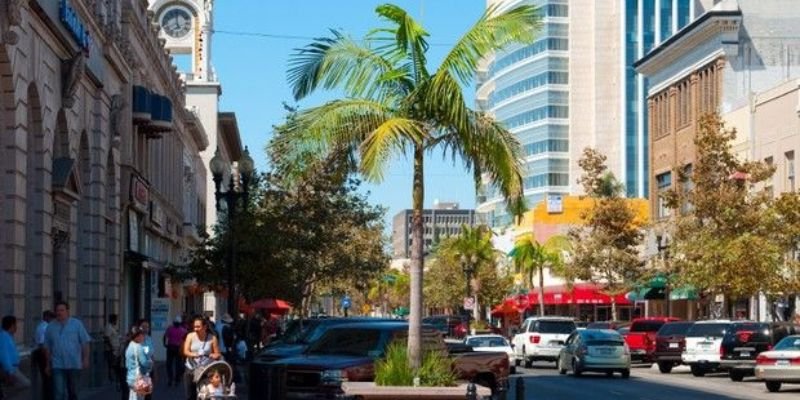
left=341, top=381, right=491, bottom=399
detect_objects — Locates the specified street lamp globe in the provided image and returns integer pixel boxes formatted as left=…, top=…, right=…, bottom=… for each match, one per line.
left=239, top=146, right=255, bottom=180
left=209, top=147, right=227, bottom=180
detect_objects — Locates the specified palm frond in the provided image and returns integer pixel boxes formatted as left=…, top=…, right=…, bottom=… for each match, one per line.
left=360, top=118, right=426, bottom=182
left=375, top=4, right=431, bottom=84
left=437, top=4, right=540, bottom=86
left=288, top=30, right=405, bottom=100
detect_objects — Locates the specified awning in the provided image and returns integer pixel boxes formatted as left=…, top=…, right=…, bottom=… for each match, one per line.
left=247, top=298, right=292, bottom=315
left=526, top=283, right=631, bottom=306
left=669, top=285, right=698, bottom=300
left=491, top=300, right=521, bottom=317
left=627, top=285, right=698, bottom=301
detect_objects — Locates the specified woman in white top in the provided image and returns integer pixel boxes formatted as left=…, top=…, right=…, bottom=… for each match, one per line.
left=182, top=316, right=221, bottom=400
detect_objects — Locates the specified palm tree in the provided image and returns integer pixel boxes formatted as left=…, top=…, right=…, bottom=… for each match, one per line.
left=277, top=3, right=540, bottom=367
left=448, top=225, right=499, bottom=323
left=509, top=235, right=571, bottom=317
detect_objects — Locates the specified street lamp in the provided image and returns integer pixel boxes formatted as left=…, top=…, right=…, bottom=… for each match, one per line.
left=460, top=254, right=478, bottom=335
left=654, top=228, right=671, bottom=317
left=209, top=146, right=255, bottom=318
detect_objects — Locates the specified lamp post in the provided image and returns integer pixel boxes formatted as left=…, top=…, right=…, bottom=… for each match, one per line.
left=209, top=146, right=255, bottom=318
left=460, top=254, right=478, bottom=335
left=655, top=230, right=671, bottom=317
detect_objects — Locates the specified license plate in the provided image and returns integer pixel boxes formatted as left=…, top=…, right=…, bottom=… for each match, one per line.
left=669, top=343, right=679, bottom=348
left=777, top=360, right=790, bottom=366
left=740, top=351, right=750, bottom=357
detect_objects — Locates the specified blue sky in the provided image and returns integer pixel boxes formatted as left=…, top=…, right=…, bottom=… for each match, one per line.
left=210, top=0, right=485, bottom=230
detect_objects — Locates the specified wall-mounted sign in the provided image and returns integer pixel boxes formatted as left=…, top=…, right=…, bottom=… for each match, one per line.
left=58, top=0, right=91, bottom=54
left=131, top=175, right=149, bottom=211
left=547, top=194, right=563, bottom=214
left=128, top=210, right=140, bottom=252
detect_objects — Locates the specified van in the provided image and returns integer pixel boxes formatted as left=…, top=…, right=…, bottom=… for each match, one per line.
left=682, top=320, right=732, bottom=376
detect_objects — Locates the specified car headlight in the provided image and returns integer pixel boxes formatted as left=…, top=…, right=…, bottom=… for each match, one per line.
left=321, top=369, right=347, bottom=385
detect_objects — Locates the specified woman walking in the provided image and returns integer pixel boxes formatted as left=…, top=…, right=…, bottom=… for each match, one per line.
left=182, top=316, right=221, bottom=400
left=125, top=326, right=153, bottom=400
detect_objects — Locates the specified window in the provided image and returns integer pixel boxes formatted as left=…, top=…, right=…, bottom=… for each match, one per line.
left=656, top=172, right=672, bottom=219
left=786, top=151, right=795, bottom=191
left=681, top=164, right=694, bottom=214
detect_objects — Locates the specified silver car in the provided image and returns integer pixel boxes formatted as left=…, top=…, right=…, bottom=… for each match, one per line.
left=557, top=329, right=631, bottom=378
left=755, top=334, right=800, bottom=392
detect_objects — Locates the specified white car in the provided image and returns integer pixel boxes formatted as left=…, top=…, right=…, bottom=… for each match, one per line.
left=755, top=334, right=800, bottom=392
left=465, top=334, right=516, bottom=373
left=512, top=316, right=576, bottom=368
left=682, top=320, right=731, bottom=376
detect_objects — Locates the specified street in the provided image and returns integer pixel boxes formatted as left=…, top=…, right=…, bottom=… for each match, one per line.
left=511, top=362, right=800, bottom=400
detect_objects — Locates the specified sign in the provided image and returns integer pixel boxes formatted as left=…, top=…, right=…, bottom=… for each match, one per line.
left=463, top=296, right=475, bottom=310
left=128, top=210, right=140, bottom=251
left=131, top=175, right=149, bottom=211
left=547, top=194, right=563, bottom=214
left=58, top=0, right=92, bottom=54
left=150, top=298, right=170, bottom=331
left=341, top=296, right=352, bottom=310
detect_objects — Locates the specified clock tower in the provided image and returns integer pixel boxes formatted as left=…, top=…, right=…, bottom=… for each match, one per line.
left=149, top=0, right=215, bottom=82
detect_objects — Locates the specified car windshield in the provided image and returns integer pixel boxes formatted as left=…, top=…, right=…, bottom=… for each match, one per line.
left=631, top=321, right=666, bottom=332
left=537, top=320, right=576, bottom=334
left=773, top=335, right=800, bottom=351
left=657, top=322, right=694, bottom=336
left=466, top=337, right=508, bottom=347
left=280, top=320, right=320, bottom=344
left=306, top=328, right=383, bottom=357
left=687, top=323, right=729, bottom=338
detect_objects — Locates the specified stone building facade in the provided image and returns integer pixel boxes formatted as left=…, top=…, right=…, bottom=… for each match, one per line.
left=0, top=0, right=208, bottom=366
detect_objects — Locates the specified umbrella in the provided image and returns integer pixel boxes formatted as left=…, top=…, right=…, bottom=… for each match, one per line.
left=249, top=298, right=292, bottom=314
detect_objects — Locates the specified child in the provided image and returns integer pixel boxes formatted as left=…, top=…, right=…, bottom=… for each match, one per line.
left=199, top=370, right=226, bottom=398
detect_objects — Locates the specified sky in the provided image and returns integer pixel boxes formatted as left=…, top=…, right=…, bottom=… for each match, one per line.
left=209, top=0, right=486, bottom=231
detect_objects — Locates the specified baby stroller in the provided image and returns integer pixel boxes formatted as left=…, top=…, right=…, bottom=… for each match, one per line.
left=194, top=360, right=237, bottom=399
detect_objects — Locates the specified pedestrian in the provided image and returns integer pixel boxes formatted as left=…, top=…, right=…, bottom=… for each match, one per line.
left=218, top=314, right=234, bottom=360
left=44, top=300, right=91, bottom=400
left=104, top=314, right=124, bottom=390
left=182, top=316, right=221, bottom=400
left=33, top=310, right=55, bottom=400
left=135, top=319, right=155, bottom=400
left=163, top=316, right=187, bottom=387
left=125, top=326, right=153, bottom=400
left=1, top=315, right=32, bottom=399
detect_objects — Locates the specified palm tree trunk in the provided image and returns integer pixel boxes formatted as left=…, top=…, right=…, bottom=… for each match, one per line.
left=538, top=265, right=545, bottom=317
left=611, top=298, right=618, bottom=322
left=408, top=144, right=425, bottom=369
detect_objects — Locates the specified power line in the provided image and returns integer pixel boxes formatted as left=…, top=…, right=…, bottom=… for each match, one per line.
left=212, top=29, right=454, bottom=47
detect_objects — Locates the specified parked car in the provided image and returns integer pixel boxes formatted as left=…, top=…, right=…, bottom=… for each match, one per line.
left=682, top=320, right=732, bottom=376
left=653, top=321, right=695, bottom=373
left=623, top=317, right=681, bottom=363
left=422, top=315, right=465, bottom=338
left=255, top=321, right=511, bottom=399
left=755, top=334, right=800, bottom=392
left=587, top=321, right=625, bottom=330
left=465, top=334, right=515, bottom=373
left=557, top=329, right=631, bottom=378
left=512, top=316, right=576, bottom=368
left=719, top=322, right=800, bottom=381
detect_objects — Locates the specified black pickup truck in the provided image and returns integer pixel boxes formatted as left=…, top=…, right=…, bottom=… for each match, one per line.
left=251, top=321, right=510, bottom=400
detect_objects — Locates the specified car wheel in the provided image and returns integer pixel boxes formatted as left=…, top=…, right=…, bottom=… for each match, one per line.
left=765, top=381, right=782, bottom=393
left=690, top=365, right=706, bottom=377
left=510, top=365, right=516, bottom=374
left=572, top=359, right=582, bottom=377
left=514, top=357, right=521, bottom=367
left=657, top=362, right=673, bottom=374
left=729, top=370, right=744, bottom=382
left=621, top=369, right=630, bottom=379
left=557, top=358, right=567, bottom=375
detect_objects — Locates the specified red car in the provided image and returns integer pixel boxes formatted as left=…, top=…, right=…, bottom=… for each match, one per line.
left=624, top=317, right=681, bottom=363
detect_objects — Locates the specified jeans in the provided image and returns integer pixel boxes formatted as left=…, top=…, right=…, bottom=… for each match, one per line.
left=52, top=369, right=80, bottom=400
left=165, top=345, right=184, bottom=384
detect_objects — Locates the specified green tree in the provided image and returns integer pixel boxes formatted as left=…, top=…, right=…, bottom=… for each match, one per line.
left=663, top=114, right=781, bottom=317
left=567, top=148, right=645, bottom=321
left=275, top=3, right=540, bottom=367
left=509, top=234, right=571, bottom=316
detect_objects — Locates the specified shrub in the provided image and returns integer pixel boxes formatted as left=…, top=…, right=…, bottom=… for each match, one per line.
left=374, top=342, right=456, bottom=387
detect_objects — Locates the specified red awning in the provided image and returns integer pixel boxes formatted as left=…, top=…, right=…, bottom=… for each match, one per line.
left=526, top=283, right=631, bottom=306
left=491, top=299, right=521, bottom=317
left=246, top=298, right=292, bottom=315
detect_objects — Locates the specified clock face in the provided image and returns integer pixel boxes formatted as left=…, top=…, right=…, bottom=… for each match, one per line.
left=161, top=8, right=192, bottom=38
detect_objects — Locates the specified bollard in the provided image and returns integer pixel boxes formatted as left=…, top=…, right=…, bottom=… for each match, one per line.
left=466, top=382, right=478, bottom=400
left=515, top=377, right=525, bottom=400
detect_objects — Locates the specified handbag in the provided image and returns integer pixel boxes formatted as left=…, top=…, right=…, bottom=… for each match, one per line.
left=132, top=347, right=153, bottom=395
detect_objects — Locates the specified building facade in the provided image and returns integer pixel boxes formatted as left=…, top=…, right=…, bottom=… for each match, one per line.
left=477, top=0, right=696, bottom=227
left=391, top=203, right=477, bottom=259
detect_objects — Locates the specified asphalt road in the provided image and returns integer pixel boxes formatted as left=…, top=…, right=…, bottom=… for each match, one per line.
left=511, top=362, right=800, bottom=400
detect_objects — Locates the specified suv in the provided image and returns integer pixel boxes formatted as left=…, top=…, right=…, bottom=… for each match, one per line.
left=653, top=321, right=695, bottom=373
left=682, top=320, right=732, bottom=376
left=512, top=316, right=576, bottom=368
left=624, top=317, right=681, bottom=363
left=422, top=315, right=464, bottom=338
left=719, top=322, right=800, bottom=381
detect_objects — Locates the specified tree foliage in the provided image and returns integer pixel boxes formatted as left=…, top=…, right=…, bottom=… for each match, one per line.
left=509, top=235, right=571, bottom=316
left=567, top=148, right=645, bottom=321
left=663, top=114, right=784, bottom=314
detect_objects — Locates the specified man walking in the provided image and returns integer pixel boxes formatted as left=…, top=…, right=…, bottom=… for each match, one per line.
left=103, top=314, right=123, bottom=390
left=1, top=315, right=32, bottom=400
left=44, top=301, right=91, bottom=400
left=162, top=315, right=186, bottom=386
left=34, top=310, right=55, bottom=400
